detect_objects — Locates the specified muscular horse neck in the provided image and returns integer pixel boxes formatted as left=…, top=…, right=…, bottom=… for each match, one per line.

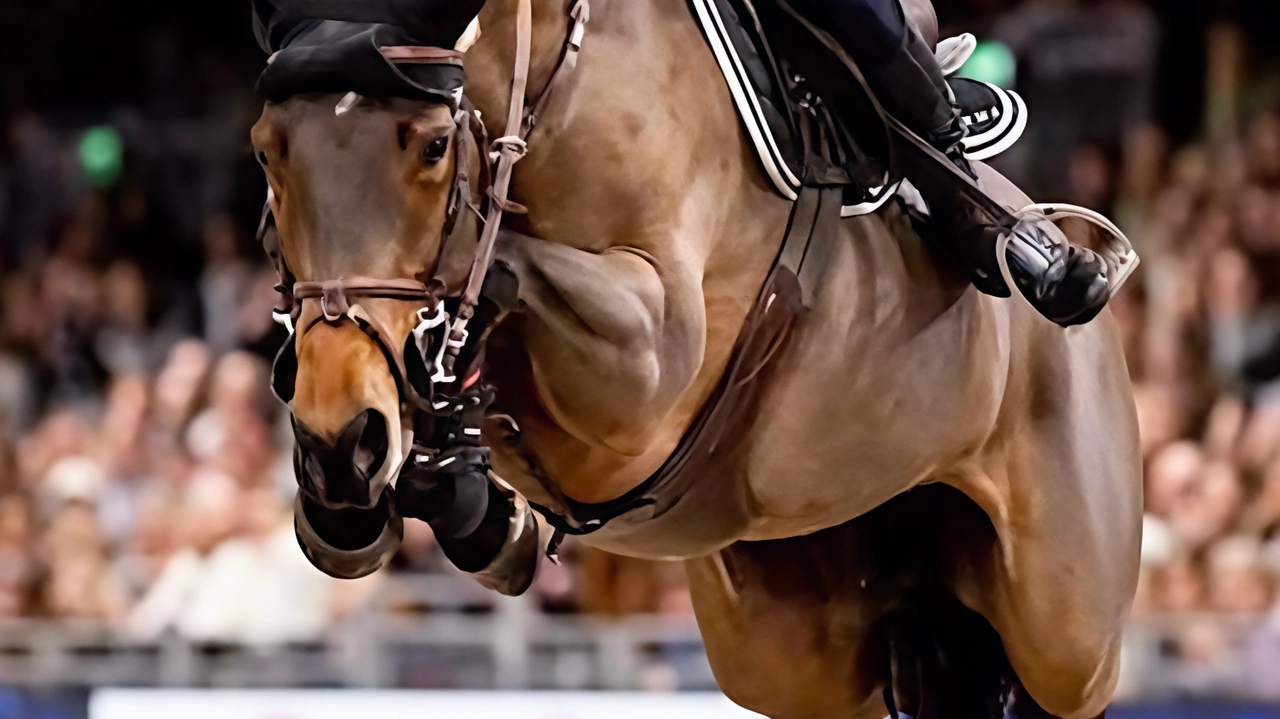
left=467, top=0, right=575, bottom=130
left=456, top=0, right=804, bottom=505
left=458, top=0, right=966, bottom=510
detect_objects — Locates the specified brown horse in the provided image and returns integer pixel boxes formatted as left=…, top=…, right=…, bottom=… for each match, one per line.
left=250, top=0, right=1141, bottom=716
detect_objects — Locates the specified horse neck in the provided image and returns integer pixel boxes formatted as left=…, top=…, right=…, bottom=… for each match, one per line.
left=468, top=0, right=578, bottom=131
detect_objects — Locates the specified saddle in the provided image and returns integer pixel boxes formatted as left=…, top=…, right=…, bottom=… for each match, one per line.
left=689, top=0, right=1028, bottom=216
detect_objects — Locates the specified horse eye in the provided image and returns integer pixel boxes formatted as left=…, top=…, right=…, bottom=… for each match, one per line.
left=422, top=136, right=449, bottom=164
left=257, top=151, right=269, bottom=167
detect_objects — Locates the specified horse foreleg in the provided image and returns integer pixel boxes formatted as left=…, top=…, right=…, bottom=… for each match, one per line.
left=492, top=230, right=707, bottom=459
left=684, top=541, right=889, bottom=719
left=946, top=309, right=1141, bottom=719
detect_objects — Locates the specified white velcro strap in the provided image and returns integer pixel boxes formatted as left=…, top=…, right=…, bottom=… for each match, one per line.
left=412, top=304, right=449, bottom=355
left=455, top=16, right=483, bottom=53
left=272, top=311, right=295, bottom=336
left=569, top=0, right=590, bottom=49
left=334, top=91, right=360, bottom=117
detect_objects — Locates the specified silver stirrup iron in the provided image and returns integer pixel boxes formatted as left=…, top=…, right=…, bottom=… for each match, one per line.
left=1014, top=202, right=1140, bottom=297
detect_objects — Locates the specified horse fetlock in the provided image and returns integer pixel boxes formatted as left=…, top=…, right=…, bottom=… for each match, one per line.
left=395, top=452, right=539, bottom=595
left=294, top=489, right=403, bottom=580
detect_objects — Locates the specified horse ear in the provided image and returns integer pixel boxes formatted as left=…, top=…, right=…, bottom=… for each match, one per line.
left=272, top=333, right=299, bottom=404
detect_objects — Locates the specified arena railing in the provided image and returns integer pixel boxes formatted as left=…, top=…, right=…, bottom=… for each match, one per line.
left=0, top=574, right=1275, bottom=699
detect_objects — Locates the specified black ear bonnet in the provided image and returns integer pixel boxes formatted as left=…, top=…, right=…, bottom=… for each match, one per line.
left=252, top=0, right=487, bottom=108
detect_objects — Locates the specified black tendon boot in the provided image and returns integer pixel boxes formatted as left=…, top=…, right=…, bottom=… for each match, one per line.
left=868, top=29, right=1115, bottom=327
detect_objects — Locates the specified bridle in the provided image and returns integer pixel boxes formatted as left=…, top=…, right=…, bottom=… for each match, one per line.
left=260, top=0, right=591, bottom=478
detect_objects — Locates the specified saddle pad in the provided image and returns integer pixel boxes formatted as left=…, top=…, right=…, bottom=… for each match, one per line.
left=690, top=0, right=1027, bottom=216
left=691, top=0, right=900, bottom=217
left=689, top=0, right=805, bottom=200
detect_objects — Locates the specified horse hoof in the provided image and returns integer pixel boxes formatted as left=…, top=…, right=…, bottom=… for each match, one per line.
left=294, top=489, right=403, bottom=579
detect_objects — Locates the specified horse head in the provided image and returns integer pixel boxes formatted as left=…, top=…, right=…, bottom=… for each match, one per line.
left=252, top=93, right=486, bottom=511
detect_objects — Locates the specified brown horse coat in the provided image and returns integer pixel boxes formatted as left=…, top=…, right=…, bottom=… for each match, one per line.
left=252, top=0, right=1141, bottom=716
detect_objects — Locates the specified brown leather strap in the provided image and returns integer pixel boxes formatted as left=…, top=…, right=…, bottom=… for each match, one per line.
left=465, top=0, right=532, bottom=316
left=527, top=0, right=591, bottom=133
left=295, top=277, right=439, bottom=322
left=440, top=0, right=535, bottom=378
left=380, top=46, right=465, bottom=63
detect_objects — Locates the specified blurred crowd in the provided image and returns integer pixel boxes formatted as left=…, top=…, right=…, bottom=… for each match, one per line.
left=1105, top=112, right=1280, bottom=700
left=1, top=0, right=1280, bottom=701
left=0, top=69, right=695, bottom=653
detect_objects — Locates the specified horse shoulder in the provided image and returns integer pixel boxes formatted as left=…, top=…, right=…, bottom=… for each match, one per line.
left=738, top=204, right=1013, bottom=539
left=473, top=0, right=795, bottom=508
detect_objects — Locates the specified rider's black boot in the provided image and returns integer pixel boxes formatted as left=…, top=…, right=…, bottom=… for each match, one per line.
left=866, top=28, right=1112, bottom=327
left=1004, top=218, right=1112, bottom=326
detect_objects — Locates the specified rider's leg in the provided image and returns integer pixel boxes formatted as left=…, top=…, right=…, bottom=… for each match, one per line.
left=794, top=0, right=973, bottom=177
left=798, top=0, right=1114, bottom=327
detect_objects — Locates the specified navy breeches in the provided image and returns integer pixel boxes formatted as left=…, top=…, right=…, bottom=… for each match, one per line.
left=792, top=0, right=908, bottom=67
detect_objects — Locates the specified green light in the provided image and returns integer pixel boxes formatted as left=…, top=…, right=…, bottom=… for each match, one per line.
left=959, top=40, right=1016, bottom=89
left=79, top=126, right=124, bottom=188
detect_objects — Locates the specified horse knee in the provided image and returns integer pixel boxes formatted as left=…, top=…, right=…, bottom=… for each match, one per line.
left=1014, top=637, right=1121, bottom=719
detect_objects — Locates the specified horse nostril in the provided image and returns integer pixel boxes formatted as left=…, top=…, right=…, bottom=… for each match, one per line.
left=349, top=409, right=390, bottom=480
left=293, top=442, right=333, bottom=504
left=292, top=409, right=392, bottom=509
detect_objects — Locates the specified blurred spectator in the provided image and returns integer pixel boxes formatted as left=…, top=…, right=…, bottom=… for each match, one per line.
left=34, top=500, right=128, bottom=621
left=199, top=215, right=253, bottom=356
left=126, top=474, right=348, bottom=644
left=996, top=0, right=1158, bottom=196
left=0, top=494, right=34, bottom=617
left=4, top=0, right=1280, bottom=702
left=125, top=469, right=244, bottom=641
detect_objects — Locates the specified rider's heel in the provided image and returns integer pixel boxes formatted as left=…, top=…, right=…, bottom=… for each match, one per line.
left=1003, top=205, right=1139, bottom=327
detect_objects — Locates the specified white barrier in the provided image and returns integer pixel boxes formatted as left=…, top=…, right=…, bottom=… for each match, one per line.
left=90, top=690, right=767, bottom=719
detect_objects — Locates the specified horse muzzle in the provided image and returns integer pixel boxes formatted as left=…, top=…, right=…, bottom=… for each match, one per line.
left=293, top=409, right=397, bottom=510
